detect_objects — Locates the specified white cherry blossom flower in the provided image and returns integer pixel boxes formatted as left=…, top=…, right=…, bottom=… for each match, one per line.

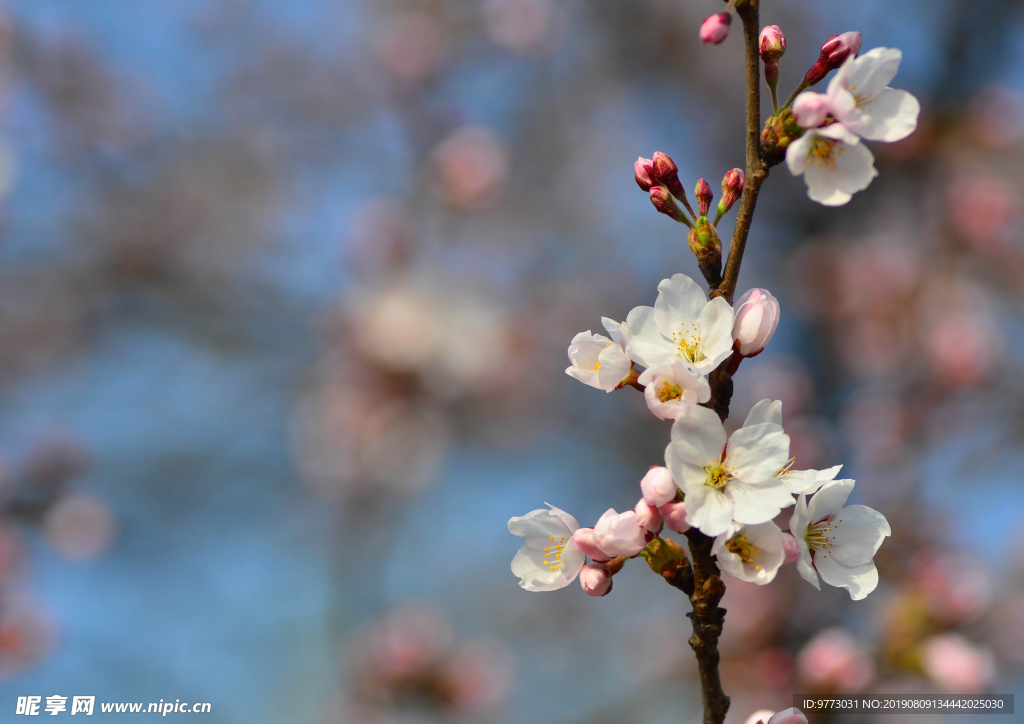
left=565, top=331, right=631, bottom=391
left=826, top=47, right=919, bottom=143
left=604, top=274, right=735, bottom=375
left=712, top=521, right=785, bottom=585
left=742, top=399, right=842, bottom=494
left=789, top=479, right=891, bottom=600
left=665, top=404, right=794, bottom=537
left=638, top=358, right=711, bottom=420
left=508, top=504, right=585, bottom=591
left=786, top=123, right=877, bottom=207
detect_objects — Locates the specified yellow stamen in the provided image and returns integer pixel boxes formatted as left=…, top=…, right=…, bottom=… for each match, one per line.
left=726, top=534, right=761, bottom=563
left=658, top=381, right=683, bottom=402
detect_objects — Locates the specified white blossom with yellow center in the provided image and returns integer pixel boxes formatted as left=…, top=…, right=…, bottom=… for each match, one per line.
left=565, top=331, right=632, bottom=392
left=826, top=47, right=919, bottom=143
left=665, top=404, right=794, bottom=537
left=785, top=123, right=877, bottom=206
left=508, top=504, right=585, bottom=591
left=637, top=357, right=711, bottom=420
left=602, top=274, right=735, bottom=375
left=712, top=521, right=785, bottom=585
left=789, top=479, right=891, bottom=600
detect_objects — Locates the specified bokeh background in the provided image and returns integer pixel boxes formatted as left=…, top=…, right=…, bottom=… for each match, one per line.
left=0, top=0, right=1020, bottom=722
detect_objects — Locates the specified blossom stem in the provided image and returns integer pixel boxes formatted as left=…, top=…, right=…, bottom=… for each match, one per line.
left=781, top=79, right=808, bottom=111
left=709, top=0, right=768, bottom=306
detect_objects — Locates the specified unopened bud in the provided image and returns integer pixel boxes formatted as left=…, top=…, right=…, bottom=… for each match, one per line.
left=634, top=499, right=663, bottom=534
left=717, top=168, right=744, bottom=217
left=658, top=501, right=690, bottom=533
left=651, top=151, right=687, bottom=201
left=579, top=563, right=613, bottom=596
left=791, top=92, right=830, bottom=129
left=695, top=178, right=713, bottom=217
left=700, top=12, right=731, bottom=45
left=640, top=466, right=677, bottom=508
left=804, top=31, right=862, bottom=86
left=781, top=532, right=800, bottom=565
left=572, top=527, right=612, bottom=563
left=650, top=186, right=688, bottom=223
left=758, top=26, right=786, bottom=62
left=732, top=287, right=780, bottom=357
left=635, top=156, right=655, bottom=191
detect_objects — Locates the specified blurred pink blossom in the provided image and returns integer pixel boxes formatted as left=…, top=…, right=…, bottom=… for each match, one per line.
left=921, top=634, right=995, bottom=693
left=797, top=628, right=873, bottom=693
left=42, top=492, right=116, bottom=560
left=432, top=127, right=508, bottom=210
left=483, top=0, right=564, bottom=57
left=373, top=13, right=442, bottom=83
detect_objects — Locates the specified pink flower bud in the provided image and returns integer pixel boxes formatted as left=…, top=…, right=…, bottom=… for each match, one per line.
left=700, top=12, right=731, bottom=45
left=744, top=710, right=777, bottom=724
left=695, top=178, right=713, bottom=217
left=592, top=508, right=648, bottom=558
left=579, top=563, right=613, bottom=596
left=635, top=157, right=655, bottom=191
left=758, top=26, right=786, bottom=62
left=791, top=92, right=830, bottom=129
left=732, top=288, right=780, bottom=357
left=651, top=151, right=687, bottom=200
left=650, top=186, right=688, bottom=223
left=572, top=527, right=612, bottom=562
left=658, top=501, right=689, bottom=533
left=767, top=709, right=809, bottom=724
left=640, top=466, right=677, bottom=507
left=634, top=499, right=663, bottom=534
left=717, top=168, right=744, bottom=216
left=804, top=32, right=862, bottom=86
left=781, top=532, right=800, bottom=564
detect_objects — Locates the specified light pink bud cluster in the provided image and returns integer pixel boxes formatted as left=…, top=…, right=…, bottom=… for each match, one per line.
left=804, top=32, right=862, bottom=86
left=732, top=287, right=780, bottom=357
left=700, top=12, right=731, bottom=45
left=571, top=467, right=690, bottom=597
left=640, top=466, right=690, bottom=533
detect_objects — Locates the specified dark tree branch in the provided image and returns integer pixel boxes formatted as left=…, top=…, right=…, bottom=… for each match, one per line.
left=710, top=0, right=767, bottom=306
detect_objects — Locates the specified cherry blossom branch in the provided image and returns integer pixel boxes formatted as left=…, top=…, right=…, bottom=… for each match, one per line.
left=710, top=0, right=768, bottom=306
left=683, top=528, right=730, bottom=724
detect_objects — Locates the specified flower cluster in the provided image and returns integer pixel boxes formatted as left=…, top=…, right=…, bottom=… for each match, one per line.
left=786, top=47, right=920, bottom=205
left=519, top=273, right=890, bottom=599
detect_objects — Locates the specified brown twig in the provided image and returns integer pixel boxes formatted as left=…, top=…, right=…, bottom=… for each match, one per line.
left=710, top=0, right=768, bottom=306
left=684, top=528, right=730, bottom=724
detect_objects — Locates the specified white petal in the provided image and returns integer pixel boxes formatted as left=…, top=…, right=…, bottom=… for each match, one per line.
left=654, top=274, right=707, bottom=338
left=511, top=541, right=583, bottom=591
left=669, top=404, right=726, bottom=467
left=795, top=538, right=820, bottom=590
left=695, top=296, right=737, bottom=372
left=851, top=87, right=919, bottom=142
left=807, top=479, right=855, bottom=523
left=727, top=423, right=790, bottom=483
left=601, top=317, right=626, bottom=345
left=779, top=465, right=842, bottom=494
left=789, top=493, right=809, bottom=539
left=596, top=344, right=631, bottom=391
left=508, top=507, right=574, bottom=548
left=826, top=504, right=890, bottom=567
left=814, top=554, right=879, bottom=600
left=727, top=479, right=794, bottom=525
left=665, top=440, right=705, bottom=491
left=565, top=366, right=601, bottom=388
left=845, top=47, right=902, bottom=96
left=785, top=133, right=815, bottom=177
left=742, top=399, right=783, bottom=428
left=545, top=503, right=581, bottom=534
left=685, top=485, right=734, bottom=537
